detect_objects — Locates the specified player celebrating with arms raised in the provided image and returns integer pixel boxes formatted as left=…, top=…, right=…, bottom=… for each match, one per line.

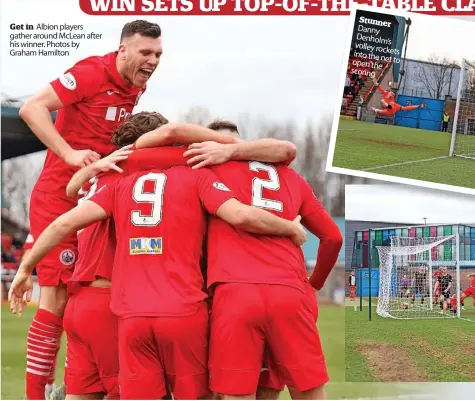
left=17, top=20, right=162, bottom=399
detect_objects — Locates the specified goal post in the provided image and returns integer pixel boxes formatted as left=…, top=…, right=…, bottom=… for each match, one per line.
left=449, top=59, right=475, bottom=158
left=376, top=234, right=460, bottom=320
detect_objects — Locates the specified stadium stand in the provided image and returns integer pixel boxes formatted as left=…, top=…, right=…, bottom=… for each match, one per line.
left=341, top=57, right=391, bottom=118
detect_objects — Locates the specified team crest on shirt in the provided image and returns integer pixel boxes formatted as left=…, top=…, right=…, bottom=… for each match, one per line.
left=59, top=73, right=76, bottom=90
left=212, top=182, right=231, bottom=191
left=129, top=237, right=162, bottom=255
left=60, top=249, right=76, bottom=265
left=135, top=90, right=143, bottom=105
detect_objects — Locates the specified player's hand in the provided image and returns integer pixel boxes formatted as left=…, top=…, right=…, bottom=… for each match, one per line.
left=64, top=149, right=101, bottom=168
left=184, top=142, right=233, bottom=169
left=8, top=269, right=34, bottom=316
left=371, top=77, right=379, bottom=86
left=290, top=215, right=307, bottom=247
left=91, top=145, right=133, bottom=174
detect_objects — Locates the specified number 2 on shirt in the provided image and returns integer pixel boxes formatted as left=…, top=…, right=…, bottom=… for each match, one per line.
left=249, top=161, right=283, bottom=212
left=131, top=172, right=167, bottom=226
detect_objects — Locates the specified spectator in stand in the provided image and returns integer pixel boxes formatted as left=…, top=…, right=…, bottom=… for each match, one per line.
left=357, top=96, right=364, bottom=120
left=351, top=72, right=358, bottom=81
left=357, top=74, right=364, bottom=88
left=341, top=98, right=348, bottom=113
left=2, top=246, right=16, bottom=263
left=345, top=75, right=351, bottom=89
left=12, top=232, right=24, bottom=249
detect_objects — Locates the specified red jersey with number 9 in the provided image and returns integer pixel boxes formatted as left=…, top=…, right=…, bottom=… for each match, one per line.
left=90, top=167, right=234, bottom=318
left=207, top=161, right=324, bottom=292
left=68, top=147, right=188, bottom=294
left=34, top=52, right=144, bottom=194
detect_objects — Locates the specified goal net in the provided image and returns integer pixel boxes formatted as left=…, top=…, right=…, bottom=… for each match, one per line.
left=449, top=59, right=475, bottom=158
left=376, top=235, right=460, bottom=319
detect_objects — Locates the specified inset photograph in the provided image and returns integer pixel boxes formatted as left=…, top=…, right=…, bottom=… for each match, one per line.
left=328, top=5, right=475, bottom=193
left=345, top=184, right=475, bottom=383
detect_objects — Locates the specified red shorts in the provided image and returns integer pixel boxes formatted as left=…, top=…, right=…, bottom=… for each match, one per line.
left=258, top=348, right=285, bottom=392
left=463, top=287, right=475, bottom=298
left=27, top=189, right=78, bottom=286
left=118, top=302, right=209, bottom=400
left=63, top=287, right=119, bottom=398
left=209, top=283, right=329, bottom=395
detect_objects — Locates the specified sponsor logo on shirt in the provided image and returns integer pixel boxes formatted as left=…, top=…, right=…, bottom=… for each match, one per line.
left=105, top=106, right=130, bottom=122
left=129, top=237, right=162, bottom=255
left=107, top=90, right=119, bottom=96
left=212, top=182, right=231, bottom=191
left=60, top=249, right=76, bottom=266
left=59, top=72, right=76, bottom=90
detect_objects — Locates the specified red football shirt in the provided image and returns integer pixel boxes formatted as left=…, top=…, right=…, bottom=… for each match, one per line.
left=34, top=52, right=144, bottom=193
left=91, top=167, right=234, bottom=318
left=68, top=147, right=188, bottom=293
left=207, top=161, right=324, bottom=292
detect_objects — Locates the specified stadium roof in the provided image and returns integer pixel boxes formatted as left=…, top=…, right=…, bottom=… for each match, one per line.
left=1, top=106, right=52, bottom=160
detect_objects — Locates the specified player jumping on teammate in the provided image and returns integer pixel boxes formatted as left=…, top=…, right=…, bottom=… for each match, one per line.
left=17, top=20, right=162, bottom=399
left=371, top=78, right=426, bottom=116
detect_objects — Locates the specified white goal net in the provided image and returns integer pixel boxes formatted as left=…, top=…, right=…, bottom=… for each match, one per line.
left=449, top=59, right=475, bottom=158
left=376, top=235, right=460, bottom=319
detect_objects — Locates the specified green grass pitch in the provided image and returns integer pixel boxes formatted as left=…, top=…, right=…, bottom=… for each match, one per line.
left=332, top=119, right=475, bottom=189
left=4, top=304, right=463, bottom=399
left=345, top=302, right=475, bottom=383
left=1, top=305, right=344, bottom=400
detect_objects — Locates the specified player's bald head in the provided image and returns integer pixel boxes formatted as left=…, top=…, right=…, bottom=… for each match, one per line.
left=112, top=111, right=169, bottom=148
left=207, top=120, right=240, bottom=138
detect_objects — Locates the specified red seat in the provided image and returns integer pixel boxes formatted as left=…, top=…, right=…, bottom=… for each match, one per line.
left=14, top=248, right=25, bottom=261
left=2, top=234, right=13, bottom=250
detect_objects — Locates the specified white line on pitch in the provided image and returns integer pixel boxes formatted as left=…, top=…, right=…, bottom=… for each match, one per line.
left=362, top=156, right=449, bottom=172
left=459, top=317, right=475, bottom=323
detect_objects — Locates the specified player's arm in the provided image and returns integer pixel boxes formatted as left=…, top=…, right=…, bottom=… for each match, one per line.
left=184, top=139, right=297, bottom=169
left=215, top=199, right=305, bottom=246
left=135, top=123, right=240, bottom=149
left=17, top=202, right=107, bottom=275
left=9, top=201, right=108, bottom=315
left=66, top=145, right=133, bottom=197
left=297, top=178, right=343, bottom=290
left=371, top=77, right=390, bottom=96
left=196, top=171, right=305, bottom=246
left=467, top=273, right=475, bottom=278
left=19, top=86, right=100, bottom=167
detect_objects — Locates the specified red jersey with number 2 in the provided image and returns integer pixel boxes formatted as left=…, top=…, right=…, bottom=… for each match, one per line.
left=34, top=52, right=144, bottom=194
left=90, top=167, right=234, bottom=319
left=207, top=161, right=324, bottom=292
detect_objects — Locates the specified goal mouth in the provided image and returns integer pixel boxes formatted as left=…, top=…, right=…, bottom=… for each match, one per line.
left=376, top=235, right=461, bottom=320
left=449, top=59, right=475, bottom=158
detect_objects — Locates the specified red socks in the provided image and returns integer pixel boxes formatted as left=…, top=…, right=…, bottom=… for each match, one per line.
left=26, top=309, right=63, bottom=400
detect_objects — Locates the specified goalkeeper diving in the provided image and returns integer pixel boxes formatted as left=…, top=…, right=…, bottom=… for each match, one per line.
left=371, top=78, right=426, bottom=116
